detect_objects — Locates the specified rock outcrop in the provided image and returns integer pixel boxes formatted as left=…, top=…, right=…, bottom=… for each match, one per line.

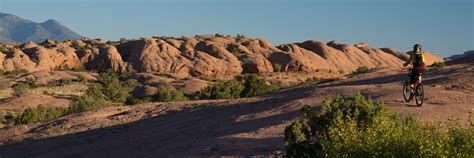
left=0, top=36, right=444, bottom=76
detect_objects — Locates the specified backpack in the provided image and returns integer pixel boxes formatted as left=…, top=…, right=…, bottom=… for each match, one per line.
left=413, top=52, right=425, bottom=67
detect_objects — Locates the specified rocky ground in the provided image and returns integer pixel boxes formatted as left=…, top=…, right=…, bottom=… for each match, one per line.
left=0, top=63, right=472, bottom=157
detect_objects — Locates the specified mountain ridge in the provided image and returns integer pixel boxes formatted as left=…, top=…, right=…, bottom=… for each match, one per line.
left=0, top=12, right=82, bottom=43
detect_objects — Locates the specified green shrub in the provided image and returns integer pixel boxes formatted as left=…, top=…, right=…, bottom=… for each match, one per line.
left=274, top=63, right=282, bottom=72
left=1, top=113, right=15, bottom=126
left=126, top=97, right=152, bottom=105
left=3, top=69, right=29, bottom=76
left=214, top=33, right=224, bottom=37
left=72, top=43, right=90, bottom=52
left=284, top=94, right=474, bottom=157
left=354, top=66, right=370, bottom=74
left=47, top=78, right=73, bottom=87
left=69, top=84, right=110, bottom=113
left=195, top=80, right=244, bottom=99
left=241, top=74, right=278, bottom=97
left=236, top=34, right=245, bottom=38
left=106, top=40, right=116, bottom=45
left=306, top=77, right=320, bottom=83
left=25, top=77, right=36, bottom=88
left=17, top=69, right=29, bottom=74
left=69, top=70, right=137, bottom=113
left=229, top=47, right=245, bottom=58
left=98, top=69, right=137, bottom=103
left=62, top=65, right=86, bottom=72
left=14, top=105, right=67, bottom=125
left=12, top=82, right=29, bottom=96
left=338, top=69, right=345, bottom=74
left=76, top=74, right=87, bottom=82
left=71, top=66, right=86, bottom=72
left=152, top=87, right=187, bottom=102
left=195, top=74, right=280, bottom=100
left=431, top=62, right=445, bottom=68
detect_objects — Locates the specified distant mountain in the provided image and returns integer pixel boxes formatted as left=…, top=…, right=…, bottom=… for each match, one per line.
left=0, top=12, right=82, bottom=43
left=446, top=50, right=474, bottom=60
left=446, top=50, right=474, bottom=65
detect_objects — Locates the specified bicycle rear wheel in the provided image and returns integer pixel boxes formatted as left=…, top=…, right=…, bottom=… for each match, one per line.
left=403, top=81, right=412, bottom=102
left=415, top=84, right=424, bottom=106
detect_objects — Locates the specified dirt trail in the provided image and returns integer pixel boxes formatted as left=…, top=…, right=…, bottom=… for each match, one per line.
left=0, top=64, right=473, bottom=157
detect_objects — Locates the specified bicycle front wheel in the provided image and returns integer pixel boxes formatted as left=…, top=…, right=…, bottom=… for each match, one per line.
left=403, top=81, right=412, bottom=102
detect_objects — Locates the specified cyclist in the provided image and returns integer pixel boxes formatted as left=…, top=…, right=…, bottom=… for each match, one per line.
left=403, top=44, right=426, bottom=91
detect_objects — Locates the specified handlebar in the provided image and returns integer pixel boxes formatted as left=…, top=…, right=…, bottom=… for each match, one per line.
left=399, top=67, right=413, bottom=72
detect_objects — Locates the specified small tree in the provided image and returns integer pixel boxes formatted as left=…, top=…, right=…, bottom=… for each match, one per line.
left=241, top=74, right=277, bottom=97
left=98, top=69, right=137, bottom=103
left=12, top=83, right=29, bottom=96
left=69, top=70, right=137, bottom=113
left=274, top=63, right=282, bottom=72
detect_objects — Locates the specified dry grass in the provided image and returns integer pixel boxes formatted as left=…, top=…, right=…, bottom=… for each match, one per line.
left=0, top=82, right=89, bottom=100
left=33, top=83, right=88, bottom=97
left=0, top=89, right=13, bottom=99
left=260, top=71, right=342, bottom=85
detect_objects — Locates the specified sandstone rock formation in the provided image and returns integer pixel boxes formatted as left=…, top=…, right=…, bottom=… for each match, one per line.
left=0, top=36, right=444, bottom=77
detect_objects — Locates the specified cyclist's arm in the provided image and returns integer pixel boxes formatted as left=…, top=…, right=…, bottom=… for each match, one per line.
left=403, top=54, right=413, bottom=66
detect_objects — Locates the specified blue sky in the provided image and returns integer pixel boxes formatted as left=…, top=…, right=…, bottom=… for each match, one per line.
left=0, top=0, right=472, bottom=57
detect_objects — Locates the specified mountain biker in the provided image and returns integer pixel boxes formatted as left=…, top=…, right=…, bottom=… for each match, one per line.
left=403, top=44, right=426, bottom=91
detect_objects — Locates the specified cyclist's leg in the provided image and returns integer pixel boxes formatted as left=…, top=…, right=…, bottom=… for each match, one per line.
left=410, top=68, right=417, bottom=86
left=417, top=68, right=425, bottom=85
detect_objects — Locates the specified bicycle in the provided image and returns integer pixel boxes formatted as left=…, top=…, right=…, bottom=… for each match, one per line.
left=402, top=68, right=424, bottom=106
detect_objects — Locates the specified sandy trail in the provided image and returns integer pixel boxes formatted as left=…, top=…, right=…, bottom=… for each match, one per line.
left=0, top=64, right=472, bottom=157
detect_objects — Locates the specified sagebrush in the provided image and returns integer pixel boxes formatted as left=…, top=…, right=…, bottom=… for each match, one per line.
left=284, top=94, right=474, bottom=157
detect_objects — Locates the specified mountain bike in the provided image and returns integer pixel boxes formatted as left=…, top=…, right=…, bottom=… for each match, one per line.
left=402, top=68, right=424, bottom=106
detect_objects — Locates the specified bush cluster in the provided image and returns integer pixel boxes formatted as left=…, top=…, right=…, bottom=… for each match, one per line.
left=12, top=82, right=29, bottom=96
left=354, top=66, right=370, bottom=74
left=431, top=62, right=445, bottom=68
left=47, top=78, right=73, bottom=87
left=126, top=84, right=187, bottom=105
left=284, top=94, right=474, bottom=157
left=69, top=84, right=111, bottom=113
left=152, top=86, right=187, bottom=102
left=69, top=69, right=137, bottom=113
left=195, top=74, right=280, bottom=100
left=14, top=105, right=67, bottom=125
left=2, top=69, right=29, bottom=77
left=195, top=80, right=244, bottom=99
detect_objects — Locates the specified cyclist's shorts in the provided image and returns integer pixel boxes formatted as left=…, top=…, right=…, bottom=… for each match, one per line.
left=410, top=68, right=425, bottom=84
